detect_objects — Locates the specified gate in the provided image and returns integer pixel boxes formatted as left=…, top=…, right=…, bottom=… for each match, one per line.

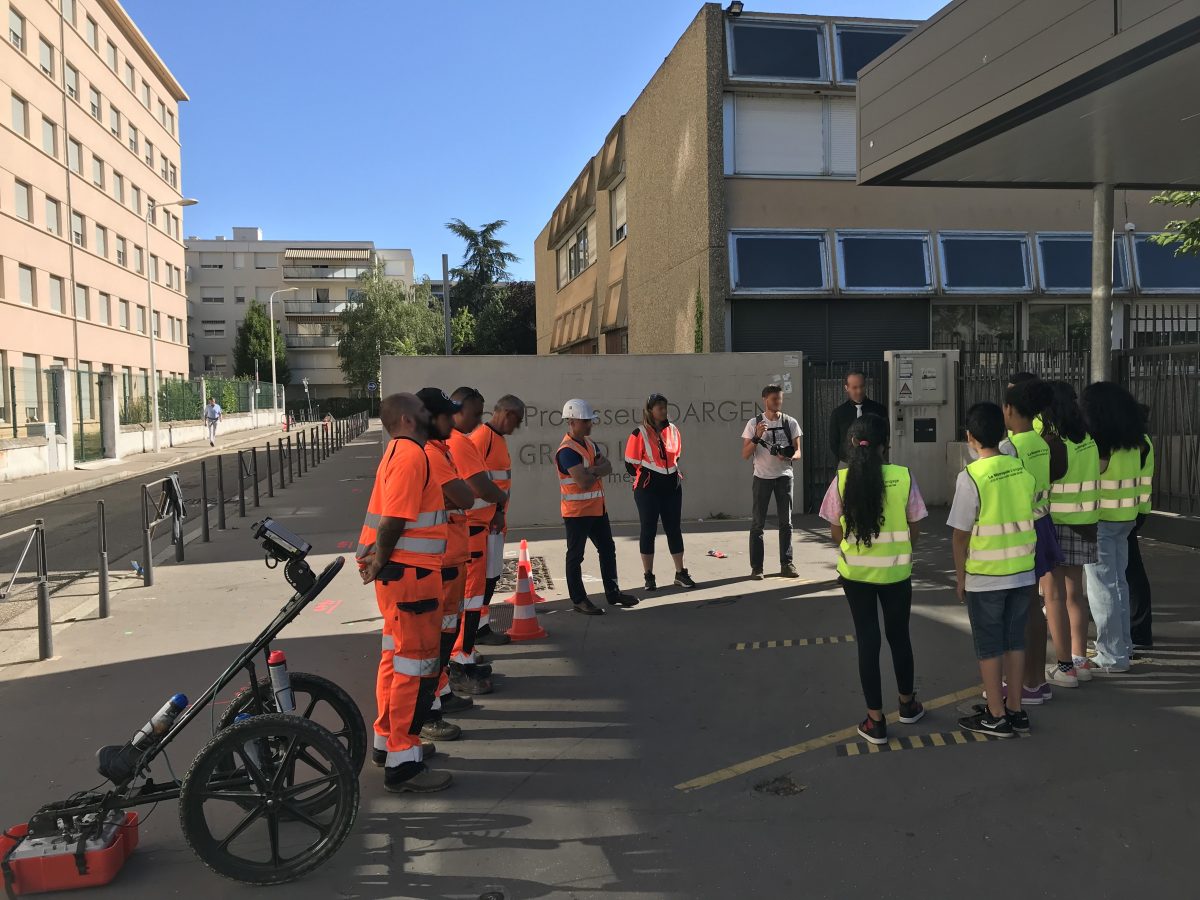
left=74, top=369, right=104, bottom=461
left=802, top=360, right=888, bottom=513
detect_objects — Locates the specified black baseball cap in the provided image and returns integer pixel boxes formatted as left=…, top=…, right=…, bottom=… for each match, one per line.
left=417, top=387, right=461, bottom=416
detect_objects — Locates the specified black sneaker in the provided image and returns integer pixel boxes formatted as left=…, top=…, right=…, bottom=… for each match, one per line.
left=897, top=697, right=925, bottom=724
left=959, top=709, right=1014, bottom=738
left=606, top=592, right=639, bottom=608
left=750, top=570, right=765, bottom=581
left=644, top=573, right=657, bottom=592
left=674, top=569, right=697, bottom=589
left=475, top=625, right=511, bottom=646
left=440, top=693, right=474, bottom=714
left=780, top=562, right=800, bottom=578
left=857, top=715, right=887, bottom=745
left=572, top=599, right=605, bottom=616
left=384, top=761, right=453, bottom=793
left=1005, top=707, right=1030, bottom=734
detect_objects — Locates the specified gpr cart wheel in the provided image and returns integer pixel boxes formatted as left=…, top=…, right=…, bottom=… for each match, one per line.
left=217, top=672, right=367, bottom=774
left=179, top=714, right=359, bottom=885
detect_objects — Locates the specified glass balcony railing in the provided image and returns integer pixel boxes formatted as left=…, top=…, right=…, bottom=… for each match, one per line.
left=284, top=334, right=340, bottom=348
left=282, top=265, right=371, bottom=280
left=284, top=301, right=351, bottom=315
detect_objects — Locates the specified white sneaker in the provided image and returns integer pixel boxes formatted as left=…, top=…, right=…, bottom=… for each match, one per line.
left=1072, top=658, right=1094, bottom=682
left=1045, top=665, right=1079, bottom=688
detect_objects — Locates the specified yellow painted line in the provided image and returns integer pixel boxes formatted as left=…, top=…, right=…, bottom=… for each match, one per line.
left=845, top=743, right=861, bottom=757
left=929, top=732, right=946, bottom=747
left=766, top=640, right=777, bottom=649
left=798, top=638, right=809, bottom=646
left=735, top=642, right=746, bottom=651
left=674, top=684, right=983, bottom=792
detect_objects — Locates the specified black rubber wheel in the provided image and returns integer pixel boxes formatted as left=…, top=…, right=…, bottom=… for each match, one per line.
left=217, top=672, right=367, bottom=775
left=179, top=714, right=359, bottom=885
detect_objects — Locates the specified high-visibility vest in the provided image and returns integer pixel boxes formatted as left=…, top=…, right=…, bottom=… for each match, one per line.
left=558, top=434, right=605, bottom=517
left=1138, top=436, right=1154, bottom=515
left=624, top=423, right=682, bottom=485
left=357, top=438, right=448, bottom=567
left=426, top=438, right=469, bottom=566
left=468, top=424, right=512, bottom=527
left=1099, top=447, right=1143, bottom=522
left=1049, top=435, right=1101, bottom=526
left=836, top=464, right=913, bottom=585
left=1009, top=430, right=1051, bottom=520
left=965, top=455, right=1037, bottom=577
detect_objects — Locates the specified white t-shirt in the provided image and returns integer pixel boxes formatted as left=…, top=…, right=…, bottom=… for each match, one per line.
left=741, top=412, right=802, bottom=480
left=946, top=467, right=1036, bottom=593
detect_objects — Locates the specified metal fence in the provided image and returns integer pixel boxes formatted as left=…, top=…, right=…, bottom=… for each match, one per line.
left=1125, top=302, right=1200, bottom=348
left=801, top=360, right=888, bottom=512
left=955, top=349, right=1092, bottom=438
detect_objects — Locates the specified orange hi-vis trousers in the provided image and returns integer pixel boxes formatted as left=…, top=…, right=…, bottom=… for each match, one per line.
left=373, top=564, right=442, bottom=767
left=434, top=565, right=466, bottom=704
left=451, top=525, right=488, bottom=665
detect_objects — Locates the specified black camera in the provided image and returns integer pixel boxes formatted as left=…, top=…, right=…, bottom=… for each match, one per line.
left=754, top=438, right=795, bottom=459
left=252, top=518, right=315, bottom=593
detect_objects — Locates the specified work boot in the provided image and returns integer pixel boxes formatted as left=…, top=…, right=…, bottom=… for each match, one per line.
left=440, top=693, right=475, bottom=714
left=780, top=561, right=800, bottom=578
left=384, top=762, right=453, bottom=793
left=420, top=717, right=462, bottom=742
left=572, top=598, right=605, bottom=616
left=606, top=591, right=639, bottom=608
left=449, top=662, right=493, bottom=695
left=372, top=740, right=437, bottom=767
left=475, top=624, right=511, bottom=646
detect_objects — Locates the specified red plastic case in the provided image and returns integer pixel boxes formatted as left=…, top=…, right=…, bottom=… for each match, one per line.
left=0, top=812, right=139, bottom=896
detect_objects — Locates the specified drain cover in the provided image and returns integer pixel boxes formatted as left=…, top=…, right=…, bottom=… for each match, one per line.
left=753, top=775, right=805, bottom=797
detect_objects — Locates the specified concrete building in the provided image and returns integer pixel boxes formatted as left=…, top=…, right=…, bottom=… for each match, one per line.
left=184, top=228, right=414, bottom=401
left=2, top=0, right=189, bottom=437
left=535, top=4, right=1200, bottom=360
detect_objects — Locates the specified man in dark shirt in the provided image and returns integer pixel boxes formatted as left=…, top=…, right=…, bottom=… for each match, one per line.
left=828, top=371, right=888, bottom=464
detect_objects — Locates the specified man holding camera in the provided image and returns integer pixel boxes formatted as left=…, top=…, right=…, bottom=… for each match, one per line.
left=741, top=384, right=803, bottom=580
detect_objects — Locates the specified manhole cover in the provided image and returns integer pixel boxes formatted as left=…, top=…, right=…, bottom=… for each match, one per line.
left=753, top=775, right=805, bottom=797
left=495, top=555, right=554, bottom=593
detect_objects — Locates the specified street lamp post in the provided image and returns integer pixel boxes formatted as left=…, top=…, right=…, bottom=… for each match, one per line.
left=302, top=376, right=313, bottom=421
left=268, top=287, right=298, bottom=422
left=146, top=197, right=197, bottom=453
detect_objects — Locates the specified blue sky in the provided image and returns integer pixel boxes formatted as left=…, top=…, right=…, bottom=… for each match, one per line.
left=124, top=0, right=944, bottom=280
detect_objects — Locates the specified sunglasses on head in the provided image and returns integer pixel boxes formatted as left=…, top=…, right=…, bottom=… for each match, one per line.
left=647, top=393, right=667, bottom=406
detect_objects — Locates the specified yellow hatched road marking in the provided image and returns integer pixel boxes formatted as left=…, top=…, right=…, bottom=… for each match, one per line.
left=729, top=635, right=857, bottom=651
left=834, top=728, right=1026, bottom=758
left=929, top=733, right=946, bottom=747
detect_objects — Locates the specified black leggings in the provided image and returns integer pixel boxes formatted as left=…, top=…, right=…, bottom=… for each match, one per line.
left=633, top=488, right=684, bottom=556
left=841, top=577, right=915, bottom=711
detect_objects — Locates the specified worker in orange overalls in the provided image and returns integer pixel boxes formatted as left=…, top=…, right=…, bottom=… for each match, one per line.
left=473, top=395, right=524, bottom=643
left=356, top=392, right=452, bottom=794
left=448, top=388, right=508, bottom=696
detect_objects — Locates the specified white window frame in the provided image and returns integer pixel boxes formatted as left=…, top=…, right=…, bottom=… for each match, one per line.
left=610, top=179, right=627, bottom=245
left=1035, top=232, right=1131, bottom=296
left=38, top=36, right=54, bottom=77
left=725, top=92, right=857, bottom=179
left=726, top=16, right=831, bottom=84
left=835, top=229, right=933, bottom=294
left=832, top=23, right=912, bottom=84
left=728, top=229, right=830, bottom=294
left=937, top=231, right=1032, bottom=295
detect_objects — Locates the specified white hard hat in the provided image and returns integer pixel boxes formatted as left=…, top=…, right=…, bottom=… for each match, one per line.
left=562, top=399, right=599, bottom=422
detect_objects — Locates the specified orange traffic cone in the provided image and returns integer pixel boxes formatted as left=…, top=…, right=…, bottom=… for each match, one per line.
left=502, top=560, right=533, bottom=605
left=507, top=565, right=547, bottom=642
left=518, top=539, right=549, bottom=603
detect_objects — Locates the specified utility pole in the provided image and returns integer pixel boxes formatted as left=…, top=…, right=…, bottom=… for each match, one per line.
left=442, top=253, right=452, bottom=356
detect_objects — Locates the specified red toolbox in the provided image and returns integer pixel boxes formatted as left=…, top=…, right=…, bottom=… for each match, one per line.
left=0, top=811, right=138, bottom=896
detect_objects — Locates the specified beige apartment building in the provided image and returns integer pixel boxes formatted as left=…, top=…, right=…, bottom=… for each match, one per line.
left=184, top=229, right=414, bottom=403
left=1, top=0, right=189, bottom=443
left=535, top=4, right=1200, bottom=359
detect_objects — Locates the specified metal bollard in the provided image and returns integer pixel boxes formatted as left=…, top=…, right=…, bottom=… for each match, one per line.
left=97, top=501, right=110, bottom=619
left=278, top=439, right=287, bottom=490
left=141, top=526, right=153, bottom=587
left=287, top=436, right=294, bottom=483
left=216, top=455, right=227, bottom=530
left=35, top=519, right=52, bottom=660
left=237, top=450, right=247, bottom=518
left=299, top=433, right=306, bottom=475
left=266, top=442, right=275, bottom=498
left=200, top=460, right=211, bottom=542
left=252, top=447, right=261, bottom=507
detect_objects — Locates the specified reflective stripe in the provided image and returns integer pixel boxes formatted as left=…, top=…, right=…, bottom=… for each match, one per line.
left=837, top=552, right=912, bottom=568
left=413, top=509, right=448, bottom=527
left=393, top=655, right=440, bottom=677
left=488, top=469, right=511, bottom=481
left=362, top=511, right=381, bottom=529
left=1138, top=476, right=1153, bottom=486
left=1051, top=480, right=1099, bottom=495
left=462, top=593, right=485, bottom=611
left=1100, top=478, right=1141, bottom=490
left=1049, top=501, right=1095, bottom=514
left=973, top=520, right=1034, bottom=538
left=1099, top=497, right=1140, bottom=509
left=970, top=544, right=1035, bottom=562
left=381, top=633, right=395, bottom=651
left=470, top=496, right=494, bottom=510
left=639, top=459, right=678, bottom=474
left=441, top=614, right=459, bottom=630
left=395, top=536, right=448, bottom=553
left=562, top=490, right=604, bottom=501
left=356, top=542, right=372, bottom=558
left=623, top=455, right=641, bottom=465
left=385, top=747, right=421, bottom=767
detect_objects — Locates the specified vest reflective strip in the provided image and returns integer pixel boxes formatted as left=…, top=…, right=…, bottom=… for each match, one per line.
left=1100, top=478, right=1141, bottom=490
left=973, top=520, right=1034, bottom=538
left=488, top=469, right=511, bottom=481
left=636, top=426, right=679, bottom=474
left=1049, top=501, right=1095, bottom=514
left=1099, top=497, right=1140, bottom=509
left=837, top=552, right=912, bottom=568
left=623, top=453, right=642, bottom=465
left=639, top=459, right=677, bottom=474
left=413, top=509, right=449, bottom=527
left=356, top=542, right=372, bottom=558
left=1051, top=481, right=1099, bottom=495
left=462, top=593, right=485, bottom=611
left=970, top=544, right=1036, bottom=562
left=562, top=490, right=604, bottom=501
left=470, top=496, right=493, bottom=510
left=362, top=511, right=381, bottom=529
left=395, top=536, right=447, bottom=553
left=392, top=655, right=440, bottom=677
left=381, top=633, right=395, bottom=651
left=441, top=614, right=459, bottom=630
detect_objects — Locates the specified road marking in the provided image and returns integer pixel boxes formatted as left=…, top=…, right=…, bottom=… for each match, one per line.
left=730, top=634, right=856, bottom=651
left=312, top=599, right=342, bottom=614
left=836, top=729, right=1027, bottom=757
left=673, top=685, right=982, bottom=792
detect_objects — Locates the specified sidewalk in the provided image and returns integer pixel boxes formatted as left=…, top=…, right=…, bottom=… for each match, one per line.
left=0, top=422, right=296, bottom=516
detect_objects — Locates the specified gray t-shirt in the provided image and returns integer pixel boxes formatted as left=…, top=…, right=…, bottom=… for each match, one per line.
left=946, top=466, right=1036, bottom=593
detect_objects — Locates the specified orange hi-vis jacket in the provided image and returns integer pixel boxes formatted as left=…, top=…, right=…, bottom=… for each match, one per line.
left=624, top=423, right=682, bottom=487
left=357, top=438, right=448, bottom=570
left=558, top=434, right=605, bottom=517
left=469, top=424, right=512, bottom=528
left=425, top=439, right=469, bottom=567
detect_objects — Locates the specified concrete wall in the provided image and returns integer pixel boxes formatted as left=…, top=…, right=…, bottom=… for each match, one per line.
left=0, top=435, right=67, bottom=483
left=117, top=410, right=260, bottom=455
left=382, top=351, right=805, bottom=526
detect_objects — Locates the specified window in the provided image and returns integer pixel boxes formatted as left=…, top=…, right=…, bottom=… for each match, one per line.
left=932, top=303, right=1018, bottom=350
left=94, top=224, right=107, bottom=257
left=159, top=155, right=168, bottom=181
left=149, top=255, right=159, bottom=282
left=146, top=196, right=155, bottom=225
left=45, top=197, right=61, bottom=235
left=233, top=253, right=246, bottom=269
left=144, top=138, right=153, bottom=166
left=63, top=0, right=75, bottom=26
left=729, top=20, right=825, bottom=81
left=119, top=299, right=129, bottom=328
left=41, top=116, right=56, bottom=155
left=1028, top=304, right=1091, bottom=350
left=48, top=276, right=63, bottom=312
left=200, top=252, right=223, bottom=269
left=136, top=305, right=146, bottom=333
left=1036, top=234, right=1129, bottom=292
left=71, top=210, right=84, bottom=246
left=254, top=253, right=277, bottom=269
left=611, top=181, right=627, bottom=244
left=203, top=355, right=226, bottom=372
left=728, top=94, right=856, bottom=176
left=202, top=320, right=225, bottom=338
left=105, top=39, right=117, bottom=71
left=127, top=123, right=138, bottom=153
left=14, top=180, right=32, bottom=222
left=168, top=162, right=177, bottom=188
left=39, top=36, right=54, bottom=76
left=130, top=184, right=140, bottom=213
left=140, top=80, right=150, bottom=108
left=837, top=232, right=932, bottom=291
left=112, top=171, right=123, bottom=203
left=235, top=288, right=247, bottom=303
left=65, top=64, right=78, bottom=100
left=202, top=292, right=224, bottom=304
left=116, top=236, right=126, bottom=266
left=133, top=245, right=143, bottom=273
left=89, top=87, right=101, bottom=120
left=314, top=287, right=330, bottom=303
left=123, top=60, right=134, bottom=90
left=18, top=265, right=35, bottom=305
left=85, top=16, right=97, bottom=49
left=731, top=231, right=828, bottom=291
left=74, top=284, right=88, bottom=319
left=11, top=93, right=28, bottom=136
left=834, top=25, right=911, bottom=82
left=166, top=110, right=174, bottom=135
left=68, top=137, right=81, bottom=172
left=559, top=222, right=593, bottom=285
left=92, top=156, right=104, bottom=188
left=109, top=106, right=120, bottom=137
left=8, top=8, right=24, bottom=52
left=97, top=292, right=110, bottom=325
left=1132, top=235, right=1200, bottom=293
left=153, top=312, right=160, bottom=337
left=938, top=233, right=1030, bottom=293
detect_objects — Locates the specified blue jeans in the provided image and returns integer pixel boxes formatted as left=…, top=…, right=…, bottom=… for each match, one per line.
left=1085, top=520, right=1136, bottom=667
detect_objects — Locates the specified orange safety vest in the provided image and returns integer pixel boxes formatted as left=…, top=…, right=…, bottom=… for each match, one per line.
left=624, top=423, right=682, bottom=487
left=558, top=434, right=605, bottom=517
left=469, top=424, right=512, bottom=527
left=357, top=438, right=448, bottom=569
left=426, top=438, right=469, bottom=566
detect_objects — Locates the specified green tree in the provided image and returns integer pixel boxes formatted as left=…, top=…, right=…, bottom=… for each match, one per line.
left=233, top=300, right=290, bottom=385
left=1149, top=191, right=1200, bottom=256
left=445, top=218, right=520, bottom=314
left=451, top=306, right=477, bottom=354
left=473, top=281, right=537, bottom=354
left=338, top=262, right=442, bottom=386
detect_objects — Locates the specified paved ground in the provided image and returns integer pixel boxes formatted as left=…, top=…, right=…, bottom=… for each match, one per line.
left=0, top=424, right=1196, bottom=899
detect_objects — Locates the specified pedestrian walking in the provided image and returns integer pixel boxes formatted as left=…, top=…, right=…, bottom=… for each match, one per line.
left=827, top=370, right=888, bottom=465
left=819, top=414, right=927, bottom=746
left=556, top=398, right=637, bottom=615
left=741, top=384, right=803, bottom=580
left=624, top=393, right=696, bottom=592
left=950, top=402, right=1038, bottom=739
left=1080, top=382, right=1151, bottom=675
left=203, top=396, right=222, bottom=447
